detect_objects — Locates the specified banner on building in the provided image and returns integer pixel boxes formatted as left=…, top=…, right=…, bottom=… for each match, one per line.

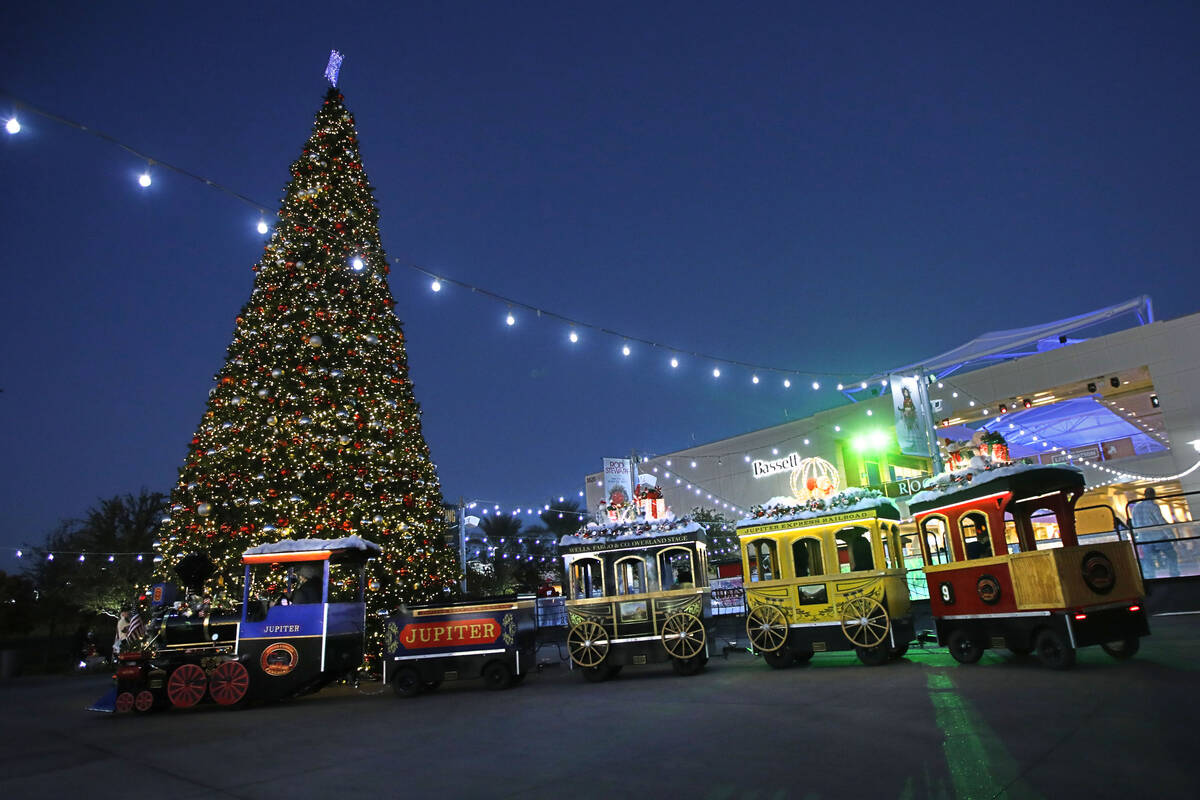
left=890, top=373, right=934, bottom=457
left=602, top=458, right=635, bottom=506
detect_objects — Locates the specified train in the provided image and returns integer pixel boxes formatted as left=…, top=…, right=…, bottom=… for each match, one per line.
left=94, top=463, right=1150, bottom=714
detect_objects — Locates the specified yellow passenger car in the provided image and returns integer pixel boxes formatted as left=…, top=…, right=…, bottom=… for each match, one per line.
left=737, top=492, right=915, bottom=667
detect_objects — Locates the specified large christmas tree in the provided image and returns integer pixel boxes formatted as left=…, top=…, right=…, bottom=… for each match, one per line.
left=155, top=85, right=460, bottom=654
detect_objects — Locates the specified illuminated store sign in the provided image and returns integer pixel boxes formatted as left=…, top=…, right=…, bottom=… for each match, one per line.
left=752, top=453, right=800, bottom=478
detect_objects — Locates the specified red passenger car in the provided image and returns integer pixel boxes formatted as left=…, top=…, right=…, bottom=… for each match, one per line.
left=908, top=464, right=1148, bottom=669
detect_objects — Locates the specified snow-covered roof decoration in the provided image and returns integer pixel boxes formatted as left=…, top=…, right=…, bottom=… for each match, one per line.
left=242, top=534, right=382, bottom=557
left=737, top=488, right=899, bottom=529
left=908, top=460, right=1084, bottom=506
left=560, top=519, right=704, bottom=547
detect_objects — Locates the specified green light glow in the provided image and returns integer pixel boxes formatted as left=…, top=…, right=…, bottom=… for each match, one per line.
left=925, top=671, right=1041, bottom=799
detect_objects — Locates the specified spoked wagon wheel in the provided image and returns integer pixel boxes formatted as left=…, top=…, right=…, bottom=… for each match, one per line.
left=840, top=597, right=890, bottom=649
left=661, top=612, right=706, bottom=660
left=134, top=690, right=156, bottom=712
left=114, top=691, right=135, bottom=714
left=567, top=620, right=610, bottom=668
left=746, top=604, right=788, bottom=653
left=209, top=660, right=250, bottom=707
left=166, top=663, right=208, bottom=708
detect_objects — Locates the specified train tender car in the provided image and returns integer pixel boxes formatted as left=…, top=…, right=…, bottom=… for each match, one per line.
left=908, top=462, right=1148, bottom=669
left=737, top=489, right=915, bottom=667
left=384, top=596, right=538, bottom=697
left=560, top=518, right=712, bottom=680
left=102, top=535, right=379, bottom=714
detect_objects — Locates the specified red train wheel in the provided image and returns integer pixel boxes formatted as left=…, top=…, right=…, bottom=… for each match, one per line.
left=209, top=660, right=250, bottom=707
left=114, top=691, right=135, bottom=713
left=166, top=663, right=207, bottom=708
left=134, top=689, right=156, bottom=712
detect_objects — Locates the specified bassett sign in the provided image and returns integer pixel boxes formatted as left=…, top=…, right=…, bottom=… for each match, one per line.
left=752, top=452, right=800, bottom=478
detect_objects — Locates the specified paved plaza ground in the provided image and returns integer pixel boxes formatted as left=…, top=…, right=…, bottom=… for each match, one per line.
left=1, top=613, right=1197, bottom=799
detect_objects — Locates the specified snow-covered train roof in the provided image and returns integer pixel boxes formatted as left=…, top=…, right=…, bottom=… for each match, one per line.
left=559, top=519, right=705, bottom=549
left=242, top=534, right=382, bottom=557
left=908, top=461, right=1084, bottom=507
left=737, top=489, right=900, bottom=530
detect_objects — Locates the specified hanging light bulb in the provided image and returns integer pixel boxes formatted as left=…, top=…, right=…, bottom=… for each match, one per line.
left=568, top=328, right=578, bottom=343
left=812, top=381, right=820, bottom=391
left=622, top=343, right=631, bottom=356
left=350, top=256, right=365, bottom=271
left=431, top=278, right=442, bottom=292
left=138, top=170, right=152, bottom=188
left=712, top=367, right=721, bottom=378
left=783, top=379, right=791, bottom=388
left=752, top=375, right=759, bottom=384
left=670, top=357, right=679, bottom=368
left=256, top=218, right=269, bottom=235
left=5, top=117, right=20, bottom=134
left=506, top=310, right=516, bottom=326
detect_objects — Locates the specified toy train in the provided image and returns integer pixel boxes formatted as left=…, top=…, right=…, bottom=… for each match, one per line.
left=95, top=464, right=1150, bottom=714
left=97, top=535, right=379, bottom=714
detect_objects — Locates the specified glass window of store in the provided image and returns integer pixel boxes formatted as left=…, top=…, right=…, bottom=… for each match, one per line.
left=791, top=537, right=824, bottom=577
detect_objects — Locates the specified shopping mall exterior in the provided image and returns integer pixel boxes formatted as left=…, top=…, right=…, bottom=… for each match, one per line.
left=585, top=298, right=1200, bottom=577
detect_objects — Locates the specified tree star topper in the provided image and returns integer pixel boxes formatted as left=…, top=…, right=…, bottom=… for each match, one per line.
left=324, top=50, right=344, bottom=87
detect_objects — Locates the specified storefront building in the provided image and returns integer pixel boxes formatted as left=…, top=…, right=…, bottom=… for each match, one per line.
left=585, top=299, right=1200, bottom=575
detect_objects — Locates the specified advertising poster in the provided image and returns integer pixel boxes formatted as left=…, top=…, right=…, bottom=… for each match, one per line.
left=602, top=457, right=634, bottom=506
left=890, top=373, right=933, bottom=457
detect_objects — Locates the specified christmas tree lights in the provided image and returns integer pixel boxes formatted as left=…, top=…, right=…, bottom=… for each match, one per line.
left=154, top=87, right=461, bottom=658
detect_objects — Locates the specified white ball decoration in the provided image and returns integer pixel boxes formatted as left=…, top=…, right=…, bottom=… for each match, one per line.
left=308, top=335, right=323, bottom=346
left=197, top=503, right=212, bottom=517
left=266, top=415, right=278, bottom=426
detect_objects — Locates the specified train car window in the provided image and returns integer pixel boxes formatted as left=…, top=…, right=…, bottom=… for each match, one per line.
left=659, top=548, right=695, bottom=590
left=1003, top=514, right=1021, bottom=554
left=791, top=537, right=824, bottom=577
left=248, top=562, right=292, bottom=608
left=960, top=513, right=993, bottom=560
left=747, top=539, right=777, bottom=582
left=615, top=557, right=646, bottom=595
left=288, top=562, right=325, bottom=604
left=922, top=517, right=953, bottom=565
left=327, top=562, right=361, bottom=603
left=569, top=558, right=604, bottom=599
left=881, top=524, right=900, bottom=569
left=836, top=526, right=874, bottom=572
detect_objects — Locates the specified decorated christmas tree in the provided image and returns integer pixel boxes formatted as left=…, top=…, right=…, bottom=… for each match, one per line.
left=155, top=75, right=460, bottom=656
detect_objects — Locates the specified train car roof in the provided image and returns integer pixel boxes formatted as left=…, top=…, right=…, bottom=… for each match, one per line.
left=907, top=462, right=1085, bottom=514
left=736, top=490, right=901, bottom=532
left=559, top=520, right=706, bottom=555
left=242, top=534, right=382, bottom=563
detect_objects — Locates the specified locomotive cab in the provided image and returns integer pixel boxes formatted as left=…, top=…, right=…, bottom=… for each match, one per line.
left=101, top=535, right=380, bottom=714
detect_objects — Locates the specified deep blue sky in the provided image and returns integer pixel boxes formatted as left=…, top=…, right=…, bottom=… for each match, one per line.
left=3, top=1, right=1199, bottom=553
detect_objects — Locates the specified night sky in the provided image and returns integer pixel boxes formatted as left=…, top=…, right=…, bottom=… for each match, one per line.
left=3, top=2, right=1200, bottom=554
